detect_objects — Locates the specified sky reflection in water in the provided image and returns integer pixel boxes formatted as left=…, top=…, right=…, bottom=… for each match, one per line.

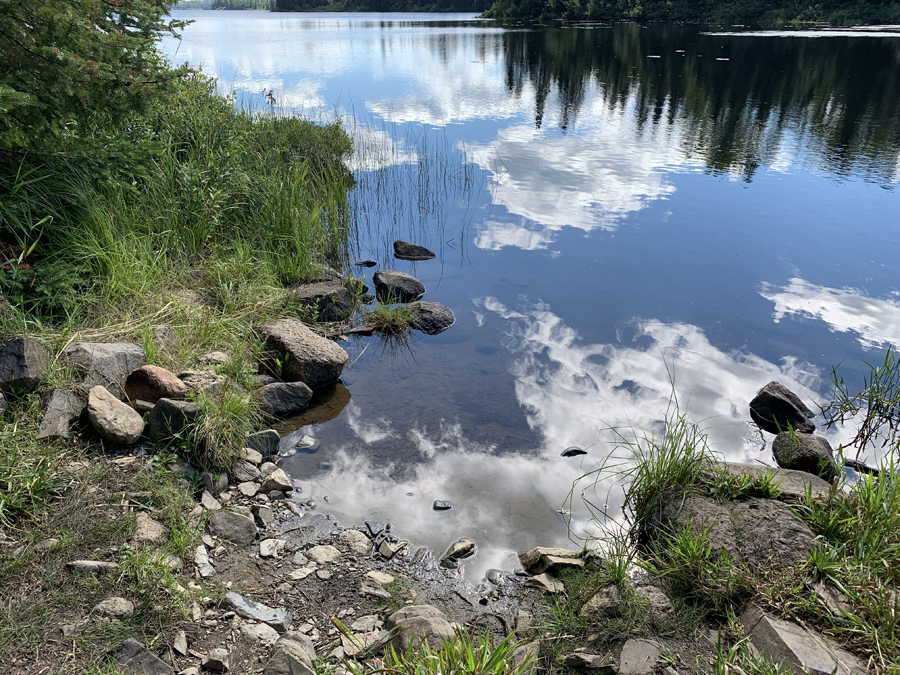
left=163, top=13, right=900, bottom=578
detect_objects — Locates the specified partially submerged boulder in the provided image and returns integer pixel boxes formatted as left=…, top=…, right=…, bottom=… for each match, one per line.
left=408, top=301, right=455, bottom=335
left=0, top=337, right=48, bottom=394
left=393, top=239, right=436, bottom=261
left=62, top=342, right=146, bottom=399
left=87, top=385, right=144, bottom=445
left=256, top=381, right=313, bottom=419
left=772, top=432, right=839, bottom=480
left=749, top=381, right=815, bottom=434
left=292, top=281, right=352, bottom=322
left=373, top=270, right=425, bottom=303
left=257, top=318, right=349, bottom=390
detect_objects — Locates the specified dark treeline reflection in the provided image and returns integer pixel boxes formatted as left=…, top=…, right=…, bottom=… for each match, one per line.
left=501, top=23, right=900, bottom=181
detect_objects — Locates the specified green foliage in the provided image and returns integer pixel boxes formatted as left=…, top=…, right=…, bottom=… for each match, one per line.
left=366, top=301, right=417, bottom=335
left=272, top=0, right=492, bottom=11
left=0, top=0, right=186, bottom=145
left=191, top=384, right=260, bottom=472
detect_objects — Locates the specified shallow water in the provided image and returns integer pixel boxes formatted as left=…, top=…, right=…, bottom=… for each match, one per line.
left=162, top=13, right=900, bottom=579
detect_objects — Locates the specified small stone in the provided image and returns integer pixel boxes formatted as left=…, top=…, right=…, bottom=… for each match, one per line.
left=386, top=605, right=455, bottom=652
left=34, top=538, right=59, bottom=552
left=61, top=624, right=80, bottom=638
left=337, top=529, right=370, bottom=555
left=432, top=500, right=452, bottom=511
left=222, top=592, right=292, bottom=632
left=241, top=447, right=264, bottom=465
left=373, top=270, right=425, bottom=303
left=619, top=639, right=660, bottom=675
left=393, top=239, right=436, bottom=261
left=66, top=560, right=119, bottom=575
left=316, top=569, right=332, bottom=580
left=238, top=481, right=259, bottom=498
left=178, top=370, right=226, bottom=396
left=0, top=337, right=48, bottom=394
left=232, top=460, right=261, bottom=483
left=749, top=381, right=816, bottom=434
left=581, top=584, right=624, bottom=620
left=635, top=585, right=676, bottom=622
left=564, top=653, right=616, bottom=671
left=200, top=491, right=221, bottom=511
left=519, top=546, right=584, bottom=575
left=260, top=469, right=293, bottom=493
left=366, top=570, right=395, bottom=586
left=198, top=351, right=229, bottom=367
left=561, top=446, right=588, bottom=457
left=365, top=520, right=386, bottom=538
left=202, top=647, right=230, bottom=672
left=440, top=538, right=475, bottom=565
left=350, top=614, right=382, bottom=632
left=512, top=641, right=540, bottom=670
left=242, top=622, right=281, bottom=645
left=124, top=364, right=188, bottom=403
left=113, top=638, right=172, bottom=675
left=379, top=540, right=406, bottom=560
left=253, top=505, right=275, bottom=528
left=246, top=429, right=281, bottom=458
left=173, top=631, right=189, bottom=656
left=195, top=545, right=217, bottom=578
left=207, top=511, right=258, bottom=547
left=260, top=539, right=286, bottom=558
left=360, top=578, right=392, bottom=599
left=525, top=573, right=565, bottom=594
left=201, top=471, right=229, bottom=496
left=147, top=398, right=200, bottom=441
left=812, top=581, right=854, bottom=618
left=306, top=545, right=342, bottom=564
left=288, top=566, right=316, bottom=581
left=94, top=596, right=135, bottom=618
left=773, top=432, right=839, bottom=480
left=134, top=512, right=168, bottom=545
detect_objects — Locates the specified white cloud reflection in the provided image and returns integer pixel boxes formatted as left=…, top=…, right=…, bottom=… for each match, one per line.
left=761, top=277, right=900, bottom=350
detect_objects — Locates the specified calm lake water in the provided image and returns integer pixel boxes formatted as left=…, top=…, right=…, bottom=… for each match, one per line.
left=162, top=13, right=900, bottom=578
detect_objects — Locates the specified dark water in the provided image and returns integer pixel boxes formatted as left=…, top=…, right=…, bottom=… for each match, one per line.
left=163, top=14, right=900, bottom=577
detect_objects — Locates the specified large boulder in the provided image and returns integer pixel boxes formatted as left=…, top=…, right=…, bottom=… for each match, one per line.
left=393, top=240, right=436, bottom=261
left=146, top=398, right=200, bottom=441
left=37, top=389, right=85, bottom=440
left=651, top=495, right=816, bottom=568
left=124, top=365, right=187, bottom=403
left=386, top=605, right=455, bottom=651
left=62, top=342, right=146, bottom=399
left=408, top=301, right=455, bottom=335
left=0, top=337, right=48, bottom=394
left=749, top=382, right=815, bottom=434
left=373, top=270, right=425, bottom=303
left=263, top=631, right=316, bottom=675
left=714, top=464, right=832, bottom=503
left=772, top=432, right=839, bottom=480
left=87, top=386, right=144, bottom=445
left=256, top=381, right=313, bottom=419
left=247, top=429, right=281, bottom=458
left=256, top=318, right=349, bottom=390
left=292, top=281, right=352, bottom=322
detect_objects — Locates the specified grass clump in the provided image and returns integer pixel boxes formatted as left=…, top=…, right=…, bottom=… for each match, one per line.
left=366, top=301, right=417, bottom=336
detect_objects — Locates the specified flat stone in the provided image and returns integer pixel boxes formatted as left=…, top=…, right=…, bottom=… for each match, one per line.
left=63, top=342, right=145, bottom=399
left=247, top=429, right=281, bottom=458
left=288, top=566, right=317, bottom=581
left=512, top=641, right=541, bottom=671
left=257, top=381, right=314, bottom=419
left=337, top=529, right=370, bottom=555
left=87, top=385, right=144, bottom=444
left=173, top=631, right=189, bottom=656
left=242, top=622, right=281, bottom=645
left=408, top=301, right=455, bottom=335
left=195, top=545, right=216, bottom=578
left=238, top=482, right=259, bottom=498
left=386, top=605, right=455, bottom=651
left=564, top=653, right=616, bottom=671
left=316, top=568, right=332, bottom=580
left=207, top=511, right=258, bottom=547
left=359, top=578, right=392, bottom=599
left=147, top=398, right=200, bottom=442
left=393, top=239, right=436, bottom=261
left=37, top=389, right=85, bottom=439
left=441, top=538, right=475, bottom=564
left=94, top=596, right=135, bottom=618
left=198, top=351, right=229, bottom=367
left=307, top=544, right=342, bottom=564
left=773, top=432, right=839, bottom=480
left=581, top=584, right=624, bottom=620
left=525, top=573, right=565, bottom=594
left=124, top=365, right=188, bottom=403
left=113, top=638, right=173, bottom=675
left=178, top=370, right=226, bottom=396
left=749, top=381, right=816, bottom=434
left=66, top=560, right=119, bottom=575
left=366, top=570, right=395, bottom=586
left=263, top=632, right=316, bottom=675
left=222, top=592, right=292, bottom=632
left=260, top=469, right=293, bottom=493
left=133, top=512, right=168, bottom=545
left=373, top=270, right=425, bottom=303
left=739, top=604, right=866, bottom=675
left=619, top=638, right=661, bottom=675
left=260, top=539, right=287, bottom=558
left=200, top=491, right=221, bottom=511
left=201, top=471, right=228, bottom=496
left=231, top=460, right=261, bottom=483
left=0, top=338, right=48, bottom=394
left=520, top=546, right=583, bottom=575
left=812, top=581, right=854, bottom=618
left=350, top=614, right=382, bottom=632
left=379, top=540, right=407, bottom=560
left=202, top=647, right=230, bottom=672
left=340, top=630, right=384, bottom=658
left=256, top=318, right=349, bottom=390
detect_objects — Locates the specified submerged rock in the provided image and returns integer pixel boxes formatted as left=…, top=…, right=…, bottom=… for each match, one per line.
left=256, top=381, right=313, bottom=419
left=257, top=318, right=349, bottom=390
left=393, top=240, right=437, bottom=261
left=354, top=260, right=378, bottom=268
left=408, top=301, right=455, bottom=335
left=0, top=337, right=48, bottom=394
left=749, top=381, right=815, bottom=434
left=373, top=270, right=425, bottom=303
left=772, top=432, right=839, bottom=480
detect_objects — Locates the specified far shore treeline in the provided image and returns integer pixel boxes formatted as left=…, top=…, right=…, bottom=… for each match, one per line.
left=183, top=0, right=900, bottom=24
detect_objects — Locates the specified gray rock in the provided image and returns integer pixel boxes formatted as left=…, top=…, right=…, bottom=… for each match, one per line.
left=749, top=381, right=816, bottom=434
left=581, top=584, right=624, bottom=620
left=260, top=539, right=286, bottom=558
left=511, top=641, right=540, bottom=672
left=241, top=622, right=281, bottom=645
left=0, top=337, right=48, bottom=394
left=635, top=585, right=676, bottom=622
left=260, top=468, right=293, bottom=493
left=151, top=325, right=178, bottom=352
left=293, top=281, right=353, bottom=322
left=715, top=464, right=832, bottom=503
left=231, top=460, right=261, bottom=483
left=379, top=540, right=406, bottom=560
left=773, top=432, right=839, bottom=480
left=146, top=398, right=200, bottom=441
left=306, top=544, right=342, bottom=564
left=62, top=342, right=145, bottom=398
left=373, top=270, right=425, bottom=303
left=200, top=490, right=221, bottom=511
left=66, top=560, right=119, bottom=575
left=124, top=365, right=187, bottom=403
left=524, top=573, right=565, bottom=594
left=201, top=471, right=228, bottom=496
left=256, top=381, right=313, bottom=419
left=520, top=547, right=584, bottom=575
left=360, top=578, right=392, bottom=599
left=247, top=429, right=281, bottom=458
left=133, top=512, right=167, bottom=545
left=37, top=389, right=85, bottom=440
left=337, top=529, right=370, bottom=555
left=113, top=638, right=174, bottom=675
left=178, top=370, right=226, bottom=396
left=408, top=301, right=455, bottom=335
left=208, top=511, right=258, bottom=547
left=386, top=605, right=455, bottom=652
left=263, top=631, right=316, bottom=675
left=202, top=648, right=230, bottom=672
left=240, top=447, right=264, bottom=465
left=253, top=504, right=275, bottom=528
left=393, top=240, right=436, bottom=261
left=441, top=538, right=475, bottom=565
left=257, top=319, right=349, bottom=390
left=222, top=592, right=292, bottom=632
left=173, top=630, right=189, bottom=656
left=198, top=351, right=230, bottom=367
left=739, top=604, right=866, bottom=675
left=564, top=653, right=616, bottom=671
left=619, top=639, right=660, bottom=675
left=93, top=596, right=135, bottom=618
left=432, top=500, right=453, bottom=511
left=195, top=545, right=217, bottom=578
left=87, top=385, right=144, bottom=445
left=0, top=391, right=6, bottom=415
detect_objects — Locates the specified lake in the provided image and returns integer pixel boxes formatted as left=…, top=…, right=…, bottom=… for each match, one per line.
left=161, top=13, right=900, bottom=579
